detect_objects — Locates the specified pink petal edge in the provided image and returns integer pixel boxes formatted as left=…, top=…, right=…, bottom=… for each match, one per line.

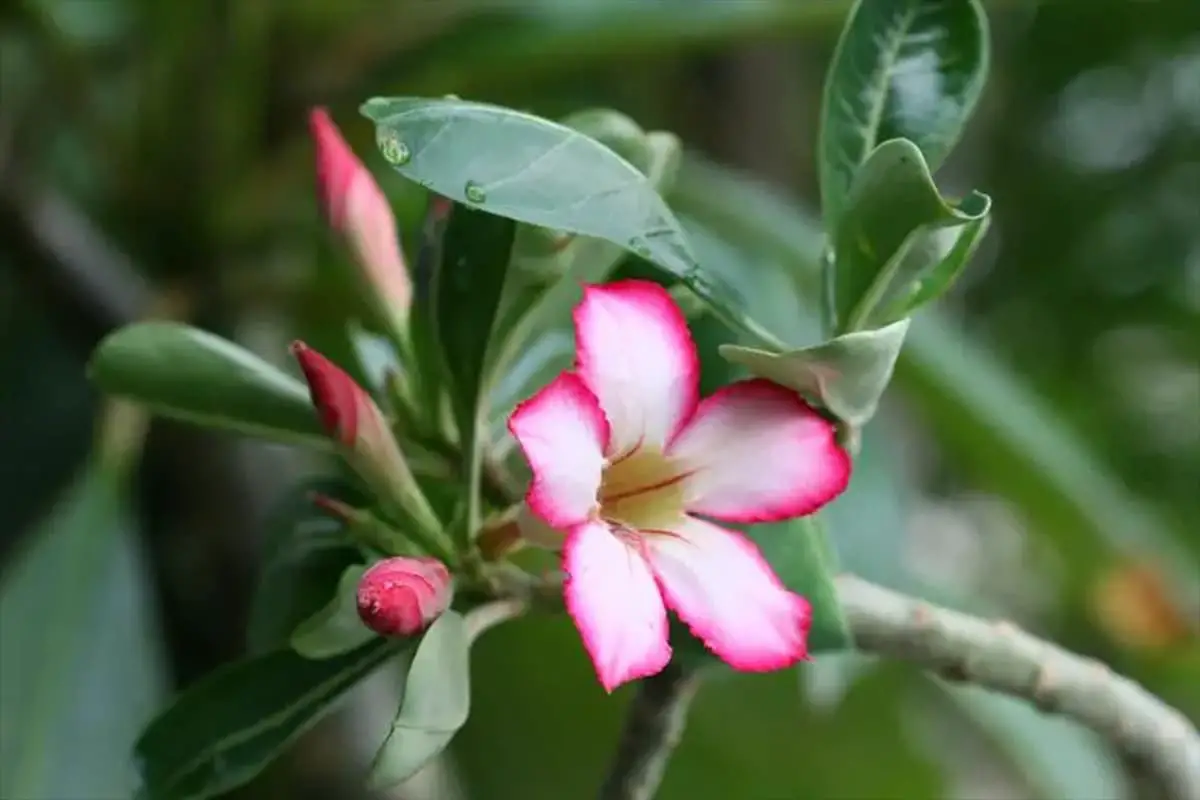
left=669, top=378, right=851, bottom=524
left=564, top=521, right=672, bottom=692
left=573, top=279, right=700, bottom=455
left=645, top=515, right=811, bottom=671
left=508, top=372, right=610, bottom=530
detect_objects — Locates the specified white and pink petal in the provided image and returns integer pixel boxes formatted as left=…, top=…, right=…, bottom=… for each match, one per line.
left=668, top=379, right=850, bottom=524
left=563, top=521, right=672, bottom=692
left=644, top=514, right=810, bottom=672
left=573, top=280, right=699, bottom=457
left=508, top=372, right=609, bottom=530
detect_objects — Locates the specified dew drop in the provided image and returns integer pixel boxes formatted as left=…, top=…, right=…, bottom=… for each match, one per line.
left=377, top=131, right=410, bottom=165
left=464, top=181, right=487, bottom=203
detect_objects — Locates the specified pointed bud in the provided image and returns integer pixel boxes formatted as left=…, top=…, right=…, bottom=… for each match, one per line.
left=292, top=341, right=438, bottom=536
left=356, top=557, right=452, bottom=637
left=309, top=107, right=411, bottom=330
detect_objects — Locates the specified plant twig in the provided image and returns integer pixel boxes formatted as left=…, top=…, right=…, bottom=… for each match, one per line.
left=837, top=574, right=1200, bottom=800
left=597, top=664, right=702, bottom=800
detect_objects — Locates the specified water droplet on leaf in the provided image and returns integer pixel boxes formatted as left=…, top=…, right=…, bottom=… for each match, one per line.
left=377, top=132, right=410, bottom=165
left=464, top=181, right=487, bottom=203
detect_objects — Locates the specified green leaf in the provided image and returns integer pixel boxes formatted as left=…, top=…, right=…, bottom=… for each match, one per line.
left=886, top=212, right=992, bottom=319
left=361, top=96, right=775, bottom=347
left=1, top=465, right=168, bottom=799
left=432, top=204, right=518, bottom=539
left=290, top=565, right=375, bottom=660
left=753, top=517, right=851, bottom=654
left=818, top=0, right=990, bottom=232
left=89, top=322, right=326, bottom=448
left=246, top=480, right=364, bottom=655
left=719, top=318, right=910, bottom=430
left=832, top=139, right=990, bottom=332
left=369, top=611, right=471, bottom=789
left=134, top=640, right=402, bottom=800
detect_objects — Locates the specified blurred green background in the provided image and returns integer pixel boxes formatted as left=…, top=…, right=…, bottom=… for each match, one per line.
left=1, top=1, right=1198, bottom=798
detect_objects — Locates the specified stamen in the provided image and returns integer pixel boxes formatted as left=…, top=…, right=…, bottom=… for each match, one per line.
left=599, top=471, right=692, bottom=505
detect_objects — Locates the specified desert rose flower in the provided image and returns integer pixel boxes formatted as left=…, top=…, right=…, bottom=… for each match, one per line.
left=310, top=107, right=411, bottom=335
left=357, top=557, right=452, bottom=637
left=508, top=280, right=851, bottom=692
left=291, top=341, right=439, bottom=537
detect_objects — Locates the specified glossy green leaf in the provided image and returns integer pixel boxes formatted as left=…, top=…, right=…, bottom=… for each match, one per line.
left=134, top=640, right=402, bottom=800
left=818, top=0, right=990, bottom=231
left=246, top=480, right=364, bottom=655
left=290, top=565, right=374, bottom=660
left=0, top=465, right=168, bottom=799
left=720, top=318, right=910, bottom=429
left=369, top=611, right=471, bottom=789
left=433, top=203, right=518, bottom=539
left=832, top=139, right=990, bottom=332
left=89, top=322, right=326, bottom=448
left=361, top=96, right=775, bottom=347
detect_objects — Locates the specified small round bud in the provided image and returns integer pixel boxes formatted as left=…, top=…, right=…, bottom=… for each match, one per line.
left=356, top=557, right=452, bottom=637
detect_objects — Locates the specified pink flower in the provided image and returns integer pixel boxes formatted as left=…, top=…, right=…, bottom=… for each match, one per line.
left=507, top=280, right=851, bottom=692
left=357, top=557, right=453, bottom=637
left=309, top=107, right=412, bottom=325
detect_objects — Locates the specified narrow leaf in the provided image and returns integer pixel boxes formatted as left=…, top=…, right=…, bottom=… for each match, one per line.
left=89, top=322, right=326, bottom=447
left=134, top=641, right=401, bottom=800
left=361, top=96, right=773, bottom=345
left=720, top=318, right=910, bottom=429
left=832, top=139, right=989, bottom=332
left=818, top=0, right=990, bottom=231
left=433, top=204, right=518, bottom=539
left=368, top=611, right=471, bottom=789
left=290, top=565, right=375, bottom=660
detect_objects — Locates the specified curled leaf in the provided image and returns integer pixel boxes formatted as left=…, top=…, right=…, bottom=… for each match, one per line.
left=719, top=318, right=911, bottom=429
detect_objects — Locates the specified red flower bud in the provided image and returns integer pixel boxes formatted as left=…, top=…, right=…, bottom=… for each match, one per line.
left=309, top=107, right=411, bottom=327
left=291, top=341, right=438, bottom=535
left=356, top=557, right=452, bottom=637
left=291, top=342, right=363, bottom=447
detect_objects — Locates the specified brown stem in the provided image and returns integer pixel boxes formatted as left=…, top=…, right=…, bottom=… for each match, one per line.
left=597, top=664, right=702, bottom=800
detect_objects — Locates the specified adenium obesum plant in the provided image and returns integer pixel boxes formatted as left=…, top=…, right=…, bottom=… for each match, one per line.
left=509, top=280, right=852, bottom=692
left=356, top=557, right=453, bottom=637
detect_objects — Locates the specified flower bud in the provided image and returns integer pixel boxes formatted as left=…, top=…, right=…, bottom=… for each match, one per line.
left=292, top=341, right=439, bottom=535
left=309, top=107, right=411, bottom=332
left=356, top=557, right=452, bottom=637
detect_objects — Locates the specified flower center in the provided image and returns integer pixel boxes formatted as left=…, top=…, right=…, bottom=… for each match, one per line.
left=597, top=446, right=687, bottom=531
